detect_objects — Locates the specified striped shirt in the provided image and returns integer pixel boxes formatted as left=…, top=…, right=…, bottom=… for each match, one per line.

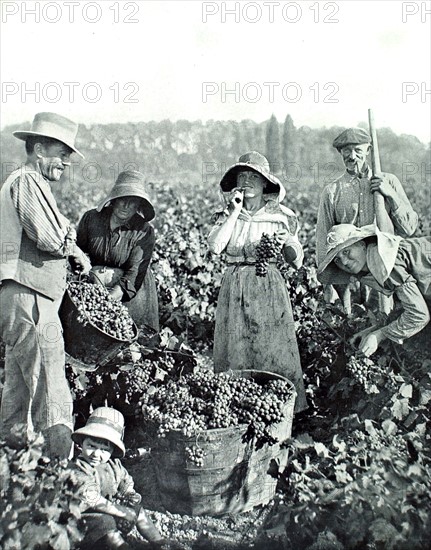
left=9, top=169, right=73, bottom=257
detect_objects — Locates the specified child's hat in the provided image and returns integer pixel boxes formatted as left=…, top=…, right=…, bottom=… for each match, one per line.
left=72, top=407, right=126, bottom=457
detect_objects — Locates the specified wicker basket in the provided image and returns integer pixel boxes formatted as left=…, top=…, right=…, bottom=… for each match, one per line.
left=150, top=370, right=296, bottom=516
left=59, top=282, right=137, bottom=370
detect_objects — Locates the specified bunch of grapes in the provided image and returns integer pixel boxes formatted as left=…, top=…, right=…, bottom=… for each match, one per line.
left=185, top=445, right=206, bottom=467
left=141, top=370, right=295, bottom=452
left=346, top=355, right=382, bottom=394
left=350, top=429, right=407, bottom=455
left=255, top=233, right=282, bottom=277
left=68, top=280, right=135, bottom=341
left=119, top=364, right=153, bottom=405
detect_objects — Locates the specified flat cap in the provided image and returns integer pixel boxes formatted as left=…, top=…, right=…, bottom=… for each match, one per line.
left=332, top=127, right=371, bottom=150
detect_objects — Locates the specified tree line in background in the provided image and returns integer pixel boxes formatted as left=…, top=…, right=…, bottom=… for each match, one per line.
left=1, top=114, right=429, bottom=227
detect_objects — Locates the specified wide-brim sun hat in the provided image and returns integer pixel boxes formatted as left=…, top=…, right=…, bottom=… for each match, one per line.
left=13, top=112, right=84, bottom=158
left=317, top=223, right=377, bottom=277
left=97, top=170, right=155, bottom=222
left=220, top=151, right=286, bottom=202
left=72, top=407, right=126, bottom=458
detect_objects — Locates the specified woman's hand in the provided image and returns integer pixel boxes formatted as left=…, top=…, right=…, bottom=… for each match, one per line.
left=109, top=284, right=123, bottom=301
left=274, top=228, right=290, bottom=246
left=228, top=188, right=244, bottom=211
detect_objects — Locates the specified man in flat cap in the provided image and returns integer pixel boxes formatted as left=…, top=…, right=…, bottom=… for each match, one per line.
left=0, top=112, right=91, bottom=459
left=316, top=127, right=418, bottom=307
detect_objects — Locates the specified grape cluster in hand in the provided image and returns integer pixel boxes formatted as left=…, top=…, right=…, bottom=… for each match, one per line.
left=255, top=233, right=282, bottom=277
left=68, top=280, right=135, bottom=341
left=141, top=370, right=295, bottom=464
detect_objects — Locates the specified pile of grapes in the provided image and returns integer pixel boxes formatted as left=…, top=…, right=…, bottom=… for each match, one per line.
left=255, top=233, right=282, bottom=277
left=68, top=280, right=135, bottom=341
left=140, top=370, right=295, bottom=463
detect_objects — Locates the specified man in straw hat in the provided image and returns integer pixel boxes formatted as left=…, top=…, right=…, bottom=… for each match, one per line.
left=0, top=112, right=91, bottom=459
left=70, top=407, right=168, bottom=549
left=317, top=223, right=430, bottom=357
left=316, top=127, right=418, bottom=309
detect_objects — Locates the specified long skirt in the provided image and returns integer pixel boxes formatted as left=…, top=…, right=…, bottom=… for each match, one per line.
left=125, top=269, right=159, bottom=331
left=213, top=265, right=307, bottom=413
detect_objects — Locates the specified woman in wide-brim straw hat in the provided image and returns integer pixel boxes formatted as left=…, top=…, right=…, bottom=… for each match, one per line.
left=318, top=223, right=431, bottom=357
left=208, top=151, right=307, bottom=413
left=77, top=170, right=159, bottom=332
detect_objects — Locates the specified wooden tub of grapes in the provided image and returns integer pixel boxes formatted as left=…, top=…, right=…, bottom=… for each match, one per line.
left=141, top=369, right=296, bottom=516
left=59, top=276, right=138, bottom=370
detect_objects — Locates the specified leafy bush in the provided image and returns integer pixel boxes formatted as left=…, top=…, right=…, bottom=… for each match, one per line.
left=0, top=426, right=84, bottom=550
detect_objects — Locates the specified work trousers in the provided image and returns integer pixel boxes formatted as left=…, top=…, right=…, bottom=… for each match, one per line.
left=0, top=280, right=73, bottom=458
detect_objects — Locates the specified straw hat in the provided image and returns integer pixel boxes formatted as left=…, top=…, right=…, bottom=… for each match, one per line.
left=72, top=407, right=126, bottom=457
left=317, top=224, right=376, bottom=277
left=220, top=151, right=286, bottom=202
left=97, top=170, right=155, bottom=222
left=13, top=112, right=84, bottom=158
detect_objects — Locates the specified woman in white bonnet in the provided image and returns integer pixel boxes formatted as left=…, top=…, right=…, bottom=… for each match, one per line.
left=208, top=151, right=307, bottom=413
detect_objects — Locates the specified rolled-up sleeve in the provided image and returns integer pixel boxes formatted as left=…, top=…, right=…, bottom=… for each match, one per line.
left=381, top=279, right=430, bottom=343
left=11, top=174, right=70, bottom=257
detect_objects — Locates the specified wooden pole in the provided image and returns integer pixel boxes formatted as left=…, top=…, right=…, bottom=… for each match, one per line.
left=368, top=109, right=394, bottom=233
left=368, top=109, right=394, bottom=314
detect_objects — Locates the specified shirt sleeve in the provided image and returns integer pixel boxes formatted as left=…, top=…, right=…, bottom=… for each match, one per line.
left=120, top=224, right=156, bottom=301
left=316, top=185, right=335, bottom=267
left=385, top=173, right=418, bottom=237
left=282, top=213, right=303, bottom=269
left=10, top=174, right=71, bottom=257
left=380, top=268, right=430, bottom=343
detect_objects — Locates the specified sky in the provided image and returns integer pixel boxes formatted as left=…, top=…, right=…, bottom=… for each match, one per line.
left=1, top=0, right=430, bottom=143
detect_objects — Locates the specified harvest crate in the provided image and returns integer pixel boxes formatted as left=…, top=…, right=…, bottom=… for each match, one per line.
left=150, top=370, right=296, bottom=516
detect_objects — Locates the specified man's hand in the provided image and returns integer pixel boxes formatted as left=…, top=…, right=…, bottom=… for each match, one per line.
left=369, top=175, right=395, bottom=200
left=70, top=250, right=91, bottom=275
left=350, top=328, right=386, bottom=357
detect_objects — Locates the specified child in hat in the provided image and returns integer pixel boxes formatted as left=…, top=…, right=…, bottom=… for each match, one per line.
left=318, top=223, right=431, bottom=357
left=70, top=407, right=167, bottom=549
